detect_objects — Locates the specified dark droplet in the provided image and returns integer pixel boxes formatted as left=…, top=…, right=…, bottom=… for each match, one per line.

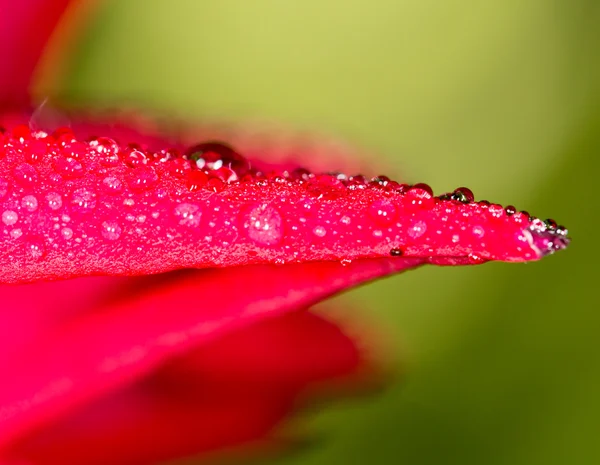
left=450, top=187, right=474, bottom=203
left=186, top=142, right=251, bottom=176
left=390, top=248, right=403, bottom=256
left=505, top=205, right=516, bottom=215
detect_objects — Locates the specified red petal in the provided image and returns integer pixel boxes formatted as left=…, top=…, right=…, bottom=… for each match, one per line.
left=0, top=1, right=74, bottom=106
left=0, top=124, right=568, bottom=283
left=0, top=258, right=422, bottom=451
left=6, top=311, right=362, bottom=465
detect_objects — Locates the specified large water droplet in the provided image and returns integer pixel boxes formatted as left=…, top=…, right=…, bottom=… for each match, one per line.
left=368, top=199, right=397, bottom=226
left=174, top=203, right=202, bottom=228
left=243, top=203, right=283, bottom=246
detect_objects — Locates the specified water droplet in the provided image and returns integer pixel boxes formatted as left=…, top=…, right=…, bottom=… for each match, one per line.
left=174, top=203, right=202, bottom=228
left=243, top=203, right=283, bottom=246
left=61, top=227, right=73, bottom=240
left=452, top=234, right=460, bottom=243
left=71, top=188, right=97, bottom=212
left=46, top=192, right=63, bottom=210
left=92, top=137, right=120, bottom=166
left=21, top=195, right=38, bottom=212
left=122, top=146, right=148, bottom=167
left=2, top=210, right=18, bottom=226
left=472, top=225, right=485, bottom=238
left=0, top=179, right=8, bottom=198
left=390, top=248, right=403, bottom=256
left=411, top=183, right=433, bottom=197
left=450, top=187, right=474, bottom=203
left=53, top=156, right=85, bottom=178
left=13, top=163, right=38, bottom=187
left=467, top=253, right=486, bottom=264
left=340, top=215, right=351, bottom=225
left=505, top=205, right=516, bottom=215
left=488, top=204, right=504, bottom=218
left=102, top=176, right=124, bottom=194
left=127, top=166, right=158, bottom=191
left=187, top=142, right=251, bottom=176
left=313, top=225, right=327, bottom=237
left=26, top=238, right=46, bottom=260
left=369, top=200, right=397, bottom=226
left=186, top=170, right=208, bottom=191
left=101, top=221, right=122, bottom=240
left=407, top=221, right=427, bottom=239
left=10, top=228, right=22, bottom=239
left=372, top=229, right=383, bottom=238
left=24, top=139, right=48, bottom=164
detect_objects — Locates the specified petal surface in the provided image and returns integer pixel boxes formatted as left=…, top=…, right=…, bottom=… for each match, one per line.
left=0, top=123, right=568, bottom=283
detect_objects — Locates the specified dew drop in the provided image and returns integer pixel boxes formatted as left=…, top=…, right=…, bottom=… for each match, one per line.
left=26, top=238, right=46, bottom=260
left=71, top=188, right=97, bottom=212
left=472, top=225, right=485, bottom=238
left=24, top=139, right=48, bottom=164
left=61, top=227, right=73, bottom=240
left=46, top=192, right=63, bottom=210
left=313, top=225, right=327, bottom=237
left=127, top=166, right=158, bottom=191
left=101, top=221, right=122, bottom=241
left=92, top=137, right=120, bottom=166
left=0, top=179, right=8, bottom=199
left=102, top=176, right=124, bottom=194
left=452, top=234, right=460, bottom=243
left=21, top=195, right=38, bottom=212
left=407, top=221, right=427, bottom=239
left=2, top=210, right=18, bottom=226
left=174, top=203, right=202, bottom=228
left=10, top=228, right=22, bottom=239
left=243, top=203, right=283, bottom=246
left=467, top=253, right=486, bottom=264
left=186, top=170, right=208, bottom=192
left=340, top=215, right=351, bottom=225
left=449, top=187, right=474, bottom=203
left=369, top=200, right=397, bottom=226
left=505, top=205, right=516, bottom=216
left=53, top=156, right=85, bottom=178
left=122, top=147, right=148, bottom=167
left=390, top=248, right=403, bottom=256
left=13, top=163, right=38, bottom=187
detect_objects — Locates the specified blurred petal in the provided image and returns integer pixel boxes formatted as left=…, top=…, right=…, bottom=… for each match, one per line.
left=0, top=0, right=74, bottom=105
left=6, top=311, right=364, bottom=465
left=0, top=258, right=422, bottom=451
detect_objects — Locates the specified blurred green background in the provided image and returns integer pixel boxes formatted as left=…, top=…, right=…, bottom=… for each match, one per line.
left=62, top=1, right=599, bottom=464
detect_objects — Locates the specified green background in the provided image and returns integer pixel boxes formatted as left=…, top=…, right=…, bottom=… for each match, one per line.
left=63, top=1, right=599, bottom=464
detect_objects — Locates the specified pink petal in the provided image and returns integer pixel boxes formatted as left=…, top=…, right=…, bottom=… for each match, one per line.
left=0, top=123, right=568, bottom=283
left=0, top=258, right=423, bottom=452
left=6, top=311, right=363, bottom=465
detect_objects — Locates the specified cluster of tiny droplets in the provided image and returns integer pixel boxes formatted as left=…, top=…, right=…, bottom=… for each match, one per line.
left=0, top=124, right=568, bottom=274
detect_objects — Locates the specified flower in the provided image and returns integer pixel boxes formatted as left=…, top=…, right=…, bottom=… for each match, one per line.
left=0, top=2, right=570, bottom=465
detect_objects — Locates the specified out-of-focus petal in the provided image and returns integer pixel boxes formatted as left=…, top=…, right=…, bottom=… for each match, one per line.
left=0, top=1, right=74, bottom=106
left=6, top=311, right=364, bottom=465
left=0, top=258, right=422, bottom=451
